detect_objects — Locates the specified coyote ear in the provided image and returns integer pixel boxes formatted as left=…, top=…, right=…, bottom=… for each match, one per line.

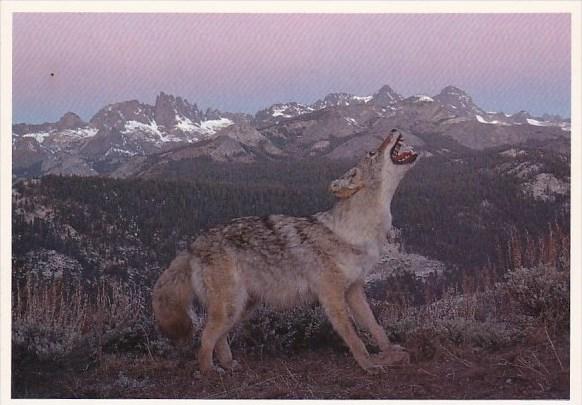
left=329, top=167, right=364, bottom=198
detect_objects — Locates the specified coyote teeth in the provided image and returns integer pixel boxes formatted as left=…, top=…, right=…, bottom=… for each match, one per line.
left=389, top=133, right=417, bottom=165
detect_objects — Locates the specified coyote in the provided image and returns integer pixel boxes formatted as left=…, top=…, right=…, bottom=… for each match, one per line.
left=153, top=129, right=418, bottom=374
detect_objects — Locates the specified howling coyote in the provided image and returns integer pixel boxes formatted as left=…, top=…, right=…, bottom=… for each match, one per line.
left=153, top=129, right=418, bottom=374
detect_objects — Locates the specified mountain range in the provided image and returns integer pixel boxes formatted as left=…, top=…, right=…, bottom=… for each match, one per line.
left=12, top=85, right=570, bottom=179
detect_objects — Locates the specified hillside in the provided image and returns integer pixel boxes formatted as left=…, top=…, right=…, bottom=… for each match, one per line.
left=12, top=141, right=569, bottom=295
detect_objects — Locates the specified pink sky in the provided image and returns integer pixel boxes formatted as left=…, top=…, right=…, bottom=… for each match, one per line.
left=13, top=13, right=570, bottom=123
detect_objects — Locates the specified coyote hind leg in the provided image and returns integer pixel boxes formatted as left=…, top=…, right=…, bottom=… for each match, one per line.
left=217, top=298, right=259, bottom=369
left=197, top=259, right=246, bottom=374
left=215, top=335, right=234, bottom=369
left=213, top=299, right=256, bottom=370
left=199, top=302, right=245, bottom=373
left=198, top=308, right=231, bottom=373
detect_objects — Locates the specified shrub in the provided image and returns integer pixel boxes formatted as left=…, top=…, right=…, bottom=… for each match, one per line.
left=12, top=275, right=149, bottom=364
left=502, top=265, right=569, bottom=329
left=229, top=305, right=341, bottom=353
left=380, top=291, right=521, bottom=349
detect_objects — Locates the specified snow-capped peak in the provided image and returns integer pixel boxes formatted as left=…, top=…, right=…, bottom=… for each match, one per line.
left=433, top=85, right=485, bottom=116
left=312, top=92, right=372, bottom=110
left=371, top=85, right=404, bottom=107
left=255, top=102, right=314, bottom=123
left=154, top=92, right=202, bottom=129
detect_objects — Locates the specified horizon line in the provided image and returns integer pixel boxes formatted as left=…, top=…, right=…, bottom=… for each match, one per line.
left=12, top=85, right=572, bottom=125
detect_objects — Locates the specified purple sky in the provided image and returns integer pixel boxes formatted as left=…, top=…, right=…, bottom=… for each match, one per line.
left=13, top=13, right=571, bottom=123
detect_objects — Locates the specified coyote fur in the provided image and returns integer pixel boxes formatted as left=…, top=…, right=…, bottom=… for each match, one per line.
left=153, top=129, right=418, bottom=374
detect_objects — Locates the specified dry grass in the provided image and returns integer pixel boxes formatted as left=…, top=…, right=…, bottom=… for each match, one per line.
left=12, top=275, right=150, bottom=362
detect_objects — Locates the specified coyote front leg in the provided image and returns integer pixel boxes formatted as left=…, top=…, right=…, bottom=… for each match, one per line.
left=346, top=282, right=410, bottom=366
left=318, top=275, right=383, bottom=374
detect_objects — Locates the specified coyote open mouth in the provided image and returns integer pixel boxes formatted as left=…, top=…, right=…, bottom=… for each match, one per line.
left=390, top=134, right=418, bottom=165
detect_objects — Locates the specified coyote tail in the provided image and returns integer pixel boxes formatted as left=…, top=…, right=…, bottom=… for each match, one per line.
left=152, top=254, right=196, bottom=344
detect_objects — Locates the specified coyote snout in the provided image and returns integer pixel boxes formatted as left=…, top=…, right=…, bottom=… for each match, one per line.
left=153, top=129, right=418, bottom=374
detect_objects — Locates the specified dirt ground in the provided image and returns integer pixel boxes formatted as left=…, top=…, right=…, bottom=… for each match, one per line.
left=13, top=335, right=569, bottom=400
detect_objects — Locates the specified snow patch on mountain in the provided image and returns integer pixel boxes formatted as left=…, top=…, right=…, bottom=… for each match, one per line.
left=123, top=117, right=233, bottom=142
left=475, top=115, right=500, bottom=125
left=123, top=120, right=163, bottom=137
left=272, top=106, right=292, bottom=118
left=106, top=147, right=138, bottom=157
left=271, top=104, right=313, bottom=118
left=197, top=117, right=234, bottom=134
left=275, top=106, right=292, bottom=117
left=412, top=95, right=434, bottom=103
left=344, top=117, right=359, bottom=126
left=353, top=95, right=373, bottom=103
left=175, top=115, right=196, bottom=132
left=311, top=140, right=331, bottom=150
left=475, top=115, right=511, bottom=126
left=312, top=93, right=374, bottom=110
left=19, top=126, right=98, bottom=147
left=61, top=128, right=99, bottom=139
left=526, top=118, right=553, bottom=127
left=22, top=132, right=52, bottom=144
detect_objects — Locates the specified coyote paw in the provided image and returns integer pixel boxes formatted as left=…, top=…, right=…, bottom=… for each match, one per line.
left=230, top=359, right=241, bottom=371
left=388, top=344, right=406, bottom=352
left=198, top=364, right=226, bottom=375
left=374, top=347, right=410, bottom=366
left=363, top=364, right=386, bottom=375
left=219, top=359, right=241, bottom=371
left=356, top=357, right=386, bottom=375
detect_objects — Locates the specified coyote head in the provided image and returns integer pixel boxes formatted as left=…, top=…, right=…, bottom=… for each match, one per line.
left=329, top=129, right=418, bottom=199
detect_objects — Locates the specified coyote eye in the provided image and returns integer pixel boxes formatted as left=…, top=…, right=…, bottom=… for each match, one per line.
left=367, top=151, right=376, bottom=158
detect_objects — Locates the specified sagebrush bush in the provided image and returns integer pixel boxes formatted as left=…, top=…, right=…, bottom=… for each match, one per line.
left=229, top=305, right=340, bottom=353
left=12, top=275, right=149, bottom=363
left=12, top=276, right=90, bottom=359
left=377, top=292, right=521, bottom=350
left=502, top=265, right=569, bottom=329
